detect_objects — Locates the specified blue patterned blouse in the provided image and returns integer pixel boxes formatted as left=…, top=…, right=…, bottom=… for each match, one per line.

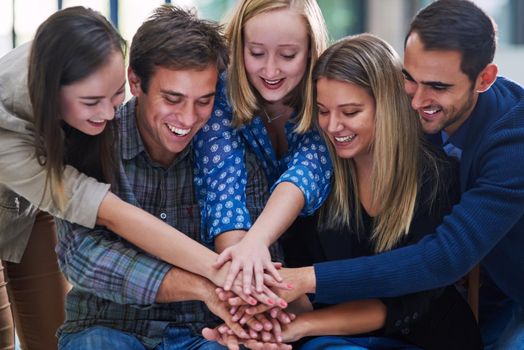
left=194, top=74, right=333, bottom=243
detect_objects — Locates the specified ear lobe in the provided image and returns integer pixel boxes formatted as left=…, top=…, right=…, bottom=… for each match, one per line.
left=475, top=63, right=498, bottom=93
left=127, top=67, right=141, bottom=96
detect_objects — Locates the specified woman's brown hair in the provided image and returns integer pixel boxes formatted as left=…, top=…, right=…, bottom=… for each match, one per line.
left=28, top=6, right=126, bottom=209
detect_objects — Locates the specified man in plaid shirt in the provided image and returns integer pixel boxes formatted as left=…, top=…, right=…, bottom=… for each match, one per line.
left=54, top=6, right=271, bottom=349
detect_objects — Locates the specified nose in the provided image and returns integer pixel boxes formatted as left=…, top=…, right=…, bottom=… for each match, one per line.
left=263, top=55, right=280, bottom=78
left=326, top=114, right=343, bottom=134
left=406, top=82, right=426, bottom=110
left=178, top=101, right=198, bottom=126
left=101, top=100, right=116, bottom=121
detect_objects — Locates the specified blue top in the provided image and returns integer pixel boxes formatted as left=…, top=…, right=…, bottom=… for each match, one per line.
left=313, top=77, right=524, bottom=308
left=194, top=74, right=333, bottom=242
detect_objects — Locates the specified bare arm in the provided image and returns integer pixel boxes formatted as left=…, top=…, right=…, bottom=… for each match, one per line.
left=97, top=192, right=221, bottom=284
left=217, top=183, right=304, bottom=293
left=283, top=299, right=387, bottom=343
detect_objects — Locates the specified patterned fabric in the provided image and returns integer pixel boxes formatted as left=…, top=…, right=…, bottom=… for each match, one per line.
left=56, top=97, right=272, bottom=348
left=194, top=73, right=333, bottom=241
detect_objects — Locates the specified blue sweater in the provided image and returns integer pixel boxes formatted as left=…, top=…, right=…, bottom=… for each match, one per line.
left=314, top=77, right=524, bottom=307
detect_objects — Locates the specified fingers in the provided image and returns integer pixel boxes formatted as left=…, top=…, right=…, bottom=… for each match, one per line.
left=264, top=274, right=293, bottom=292
left=270, top=317, right=283, bottom=343
left=254, top=313, right=273, bottom=332
left=230, top=284, right=257, bottom=306
left=224, top=260, right=242, bottom=292
left=264, top=260, right=283, bottom=285
left=202, top=327, right=220, bottom=342
left=225, top=334, right=240, bottom=350
left=242, top=261, right=254, bottom=295
left=214, top=248, right=233, bottom=269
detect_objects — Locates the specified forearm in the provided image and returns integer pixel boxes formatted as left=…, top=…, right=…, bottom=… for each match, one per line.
left=287, top=299, right=386, bottom=341
left=97, top=192, right=219, bottom=282
left=156, top=266, right=214, bottom=303
left=215, top=230, right=246, bottom=253
left=246, top=182, right=304, bottom=246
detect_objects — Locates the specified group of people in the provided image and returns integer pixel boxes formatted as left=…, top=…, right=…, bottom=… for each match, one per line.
left=0, top=0, right=522, bottom=349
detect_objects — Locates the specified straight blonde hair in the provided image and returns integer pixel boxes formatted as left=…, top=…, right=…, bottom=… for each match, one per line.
left=315, top=34, right=437, bottom=252
left=225, top=0, right=328, bottom=132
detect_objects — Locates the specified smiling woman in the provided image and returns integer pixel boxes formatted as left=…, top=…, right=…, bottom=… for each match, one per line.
left=0, top=7, right=126, bottom=348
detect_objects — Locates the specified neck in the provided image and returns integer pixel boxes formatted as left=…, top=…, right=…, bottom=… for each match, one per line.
left=261, top=101, right=293, bottom=123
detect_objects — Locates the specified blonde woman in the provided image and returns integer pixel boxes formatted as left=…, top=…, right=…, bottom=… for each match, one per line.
left=194, top=0, right=332, bottom=295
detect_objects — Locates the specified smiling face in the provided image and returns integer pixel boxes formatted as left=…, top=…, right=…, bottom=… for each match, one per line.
left=403, top=32, right=479, bottom=135
left=243, top=7, right=309, bottom=104
left=59, top=51, right=126, bottom=136
left=316, top=77, right=375, bottom=164
left=129, top=64, right=218, bottom=167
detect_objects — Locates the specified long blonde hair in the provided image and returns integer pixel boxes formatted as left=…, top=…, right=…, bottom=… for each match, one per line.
left=315, top=34, right=436, bottom=252
left=225, top=0, right=328, bottom=132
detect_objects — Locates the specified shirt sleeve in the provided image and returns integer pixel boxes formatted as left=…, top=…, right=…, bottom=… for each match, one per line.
left=56, top=219, right=170, bottom=306
left=0, top=43, right=108, bottom=229
left=274, top=127, right=333, bottom=215
left=313, top=116, right=524, bottom=304
left=193, top=74, right=251, bottom=243
left=0, top=128, right=109, bottom=228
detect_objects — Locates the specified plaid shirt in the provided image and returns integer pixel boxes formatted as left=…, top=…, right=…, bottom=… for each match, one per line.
left=56, top=97, right=272, bottom=348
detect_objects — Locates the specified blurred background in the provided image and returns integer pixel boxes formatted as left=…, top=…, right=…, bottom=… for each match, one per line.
left=1, top=0, right=523, bottom=84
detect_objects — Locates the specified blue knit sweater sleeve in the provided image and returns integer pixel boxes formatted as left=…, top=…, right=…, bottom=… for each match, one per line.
left=314, top=79, right=524, bottom=305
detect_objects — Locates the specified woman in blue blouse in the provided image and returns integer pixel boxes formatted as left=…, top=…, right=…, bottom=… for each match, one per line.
left=194, top=0, right=333, bottom=294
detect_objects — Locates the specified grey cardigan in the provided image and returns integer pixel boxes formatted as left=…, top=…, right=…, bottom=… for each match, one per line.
left=0, top=43, right=109, bottom=262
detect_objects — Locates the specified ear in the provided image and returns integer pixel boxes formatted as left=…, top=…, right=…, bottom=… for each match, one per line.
left=128, top=67, right=142, bottom=97
left=475, top=63, right=498, bottom=93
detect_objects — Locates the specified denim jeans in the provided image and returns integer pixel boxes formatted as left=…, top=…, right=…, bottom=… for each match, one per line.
left=59, top=326, right=227, bottom=350
left=299, top=336, right=421, bottom=350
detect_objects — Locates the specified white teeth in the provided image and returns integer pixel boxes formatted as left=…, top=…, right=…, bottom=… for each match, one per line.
left=166, top=123, right=190, bottom=136
left=422, top=108, right=441, bottom=115
left=335, top=135, right=355, bottom=142
left=264, top=79, right=282, bottom=85
left=89, top=119, right=105, bottom=124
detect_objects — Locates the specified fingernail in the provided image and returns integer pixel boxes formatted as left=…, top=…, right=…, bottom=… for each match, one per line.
left=249, top=298, right=257, bottom=305
left=267, top=298, right=275, bottom=305
left=287, top=283, right=293, bottom=289
left=279, top=300, right=288, bottom=308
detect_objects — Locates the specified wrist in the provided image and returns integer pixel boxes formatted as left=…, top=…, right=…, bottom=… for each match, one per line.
left=244, top=227, right=271, bottom=247
left=297, top=266, right=316, bottom=294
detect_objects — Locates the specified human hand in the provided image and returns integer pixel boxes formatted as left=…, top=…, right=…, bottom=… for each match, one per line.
left=202, top=324, right=293, bottom=350
left=243, top=267, right=314, bottom=316
left=211, top=261, right=289, bottom=308
left=214, top=235, right=282, bottom=294
left=202, top=287, right=250, bottom=341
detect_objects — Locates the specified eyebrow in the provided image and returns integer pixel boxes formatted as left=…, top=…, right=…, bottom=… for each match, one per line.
left=246, top=42, right=299, bottom=48
left=317, top=102, right=364, bottom=108
left=79, top=81, right=126, bottom=100
left=402, top=69, right=453, bottom=89
left=161, top=90, right=216, bottom=99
